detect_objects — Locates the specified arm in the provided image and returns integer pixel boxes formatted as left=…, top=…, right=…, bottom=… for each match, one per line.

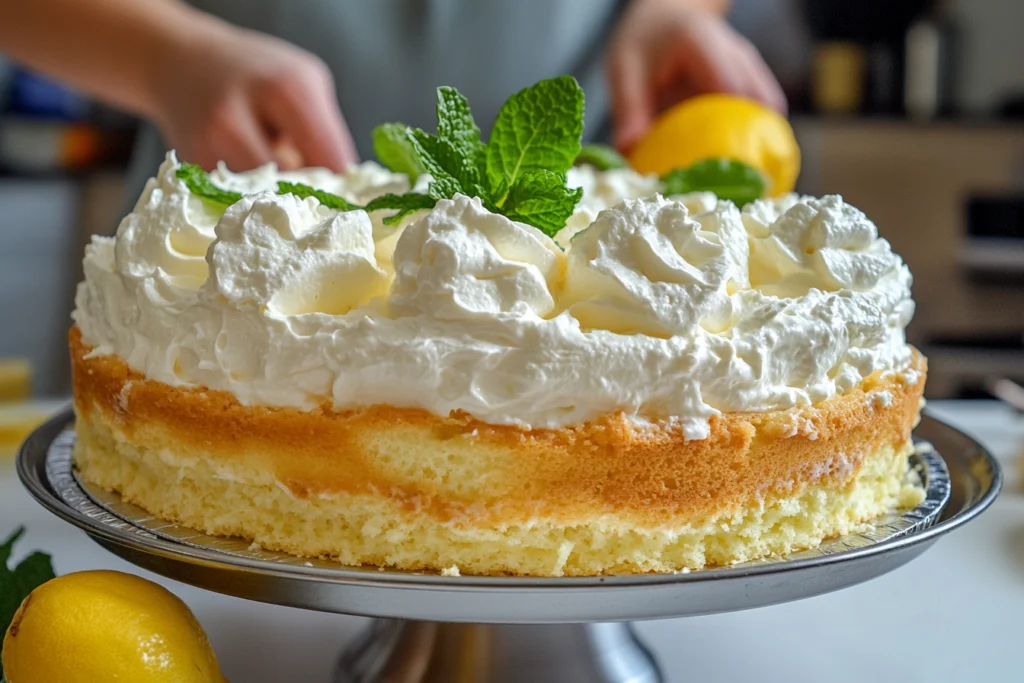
left=608, top=0, right=786, bottom=152
left=0, top=0, right=357, bottom=170
left=0, top=0, right=198, bottom=122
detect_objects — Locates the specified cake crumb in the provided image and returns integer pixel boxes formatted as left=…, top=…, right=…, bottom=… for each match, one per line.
left=441, top=565, right=461, bottom=577
left=898, top=482, right=926, bottom=509
left=303, top=562, right=313, bottom=567
left=248, top=540, right=262, bottom=552
left=871, top=390, right=893, bottom=409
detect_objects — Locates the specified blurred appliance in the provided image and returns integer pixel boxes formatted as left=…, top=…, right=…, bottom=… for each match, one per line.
left=959, top=195, right=1024, bottom=277
left=801, top=0, right=954, bottom=116
left=928, top=193, right=1024, bottom=398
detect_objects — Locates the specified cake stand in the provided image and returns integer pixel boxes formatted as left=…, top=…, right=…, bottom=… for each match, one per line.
left=18, top=411, right=1001, bottom=683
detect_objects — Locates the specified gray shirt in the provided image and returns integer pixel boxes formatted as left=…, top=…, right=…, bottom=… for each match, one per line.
left=128, top=0, right=624, bottom=201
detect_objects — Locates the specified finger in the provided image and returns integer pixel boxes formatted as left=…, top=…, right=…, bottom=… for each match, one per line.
left=671, top=29, right=749, bottom=97
left=608, top=49, right=655, bottom=153
left=262, top=72, right=359, bottom=171
left=211, top=99, right=275, bottom=171
left=736, top=42, right=788, bottom=114
left=271, top=138, right=303, bottom=171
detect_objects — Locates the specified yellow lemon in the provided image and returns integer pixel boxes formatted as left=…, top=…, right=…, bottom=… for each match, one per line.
left=3, top=570, right=225, bottom=683
left=628, top=94, right=800, bottom=196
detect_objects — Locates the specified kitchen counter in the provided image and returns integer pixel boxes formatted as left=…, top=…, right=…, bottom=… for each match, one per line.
left=1, top=400, right=1021, bottom=683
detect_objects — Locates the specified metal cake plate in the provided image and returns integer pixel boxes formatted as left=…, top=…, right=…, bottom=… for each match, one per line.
left=17, top=410, right=1001, bottom=683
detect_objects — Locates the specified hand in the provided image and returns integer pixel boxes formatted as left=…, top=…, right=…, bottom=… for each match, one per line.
left=150, top=21, right=358, bottom=171
left=608, top=0, right=787, bottom=152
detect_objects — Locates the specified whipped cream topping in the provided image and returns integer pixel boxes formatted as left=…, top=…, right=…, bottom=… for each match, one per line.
left=75, top=152, right=916, bottom=439
left=557, top=165, right=717, bottom=246
left=391, top=195, right=564, bottom=320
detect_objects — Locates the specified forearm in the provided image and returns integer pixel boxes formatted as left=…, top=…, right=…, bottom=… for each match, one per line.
left=0, top=0, right=222, bottom=120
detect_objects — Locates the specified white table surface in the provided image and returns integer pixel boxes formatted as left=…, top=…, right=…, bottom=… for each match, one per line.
left=2, top=400, right=1021, bottom=683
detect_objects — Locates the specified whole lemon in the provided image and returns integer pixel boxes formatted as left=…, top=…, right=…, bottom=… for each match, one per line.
left=628, top=94, right=800, bottom=196
left=2, top=570, right=225, bottom=683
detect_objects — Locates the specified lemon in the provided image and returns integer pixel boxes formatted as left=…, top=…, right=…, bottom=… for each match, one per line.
left=3, top=570, right=225, bottom=683
left=628, top=94, right=800, bottom=196
left=0, top=358, right=32, bottom=402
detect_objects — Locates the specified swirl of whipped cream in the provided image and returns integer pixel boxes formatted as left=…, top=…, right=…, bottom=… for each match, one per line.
left=389, top=194, right=564, bottom=320
left=745, top=195, right=899, bottom=298
left=562, top=196, right=747, bottom=335
left=113, top=152, right=222, bottom=290
left=209, top=192, right=388, bottom=316
left=556, top=165, right=718, bottom=246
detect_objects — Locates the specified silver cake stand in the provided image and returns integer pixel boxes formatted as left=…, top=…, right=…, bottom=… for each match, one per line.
left=18, top=411, right=1001, bottom=683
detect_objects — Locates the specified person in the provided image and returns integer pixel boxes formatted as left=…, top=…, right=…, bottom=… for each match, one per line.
left=0, top=0, right=784, bottom=188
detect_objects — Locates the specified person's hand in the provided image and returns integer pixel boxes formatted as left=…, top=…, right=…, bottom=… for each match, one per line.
left=150, top=21, right=358, bottom=171
left=608, top=0, right=787, bottom=152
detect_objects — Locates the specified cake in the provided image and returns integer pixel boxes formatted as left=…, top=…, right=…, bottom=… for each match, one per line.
left=70, top=82, right=925, bottom=577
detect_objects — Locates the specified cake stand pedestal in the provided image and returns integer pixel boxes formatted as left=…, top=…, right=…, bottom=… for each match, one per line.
left=17, top=412, right=1001, bottom=683
left=334, top=621, right=662, bottom=683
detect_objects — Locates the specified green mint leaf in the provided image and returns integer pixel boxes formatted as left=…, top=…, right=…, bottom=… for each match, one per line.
left=12, top=552, right=56, bottom=598
left=661, top=158, right=766, bottom=207
left=276, top=181, right=360, bottom=211
left=175, top=163, right=243, bottom=207
left=486, top=75, right=584, bottom=206
left=404, top=128, right=483, bottom=204
left=575, top=142, right=628, bottom=170
left=435, top=87, right=485, bottom=173
left=424, top=132, right=486, bottom=197
left=0, top=527, right=24, bottom=567
left=373, top=123, right=427, bottom=180
left=405, top=129, right=460, bottom=191
left=1, top=528, right=56, bottom=680
left=364, top=193, right=436, bottom=225
left=502, top=170, right=583, bottom=237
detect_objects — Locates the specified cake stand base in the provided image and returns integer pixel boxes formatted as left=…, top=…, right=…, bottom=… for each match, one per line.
left=335, top=620, right=661, bottom=683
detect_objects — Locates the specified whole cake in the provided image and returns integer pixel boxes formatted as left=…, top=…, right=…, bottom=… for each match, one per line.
left=71, top=79, right=925, bottom=576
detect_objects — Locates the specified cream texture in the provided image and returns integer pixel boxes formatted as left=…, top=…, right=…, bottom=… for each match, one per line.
left=75, top=153, right=916, bottom=439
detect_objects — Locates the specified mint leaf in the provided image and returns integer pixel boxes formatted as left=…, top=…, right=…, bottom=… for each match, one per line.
left=277, top=181, right=360, bottom=211
left=1, top=528, right=56, bottom=680
left=503, top=170, right=583, bottom=237
left=662, top=158, right=766, bottom=207
left=365, top=193, right=436, bottom=225
left=419, top=130, right=487, bottom=198
left=12, top=552, right=55, bottom=597
left=405, top=128, right=462, bottom=193
left=486, top=75, right=584, bottom=205
left=175, top=164, right=243, bottom=207
left=436, top=86, right=485, bottom=173
left=0, top=527, right=22, bottom=566
left=575, top=142, right=628, bottom=170
left=373, top=123, right=427, bottom=180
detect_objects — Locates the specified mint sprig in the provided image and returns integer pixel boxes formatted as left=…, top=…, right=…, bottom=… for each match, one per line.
left=661, top=158, right=766, bottom=207
left=175, top=166, right=430, bottom=225
left=1, top=527, right=56, bottom=680
left=365, top=193, right=437, bottom=225
left=372, top=76, right=586, bottom=237
left=176, top=163, right=243, bottom=207
left=575, top=142, right=628, bottom=171
left=277, top=181, right=360, bottom=211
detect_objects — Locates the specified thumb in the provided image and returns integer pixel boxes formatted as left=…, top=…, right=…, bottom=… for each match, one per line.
left=609, top=50, right=654, bottom=154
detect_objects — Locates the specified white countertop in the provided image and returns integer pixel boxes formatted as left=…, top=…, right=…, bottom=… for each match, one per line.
left=1, top=400, right=1021, bottom=683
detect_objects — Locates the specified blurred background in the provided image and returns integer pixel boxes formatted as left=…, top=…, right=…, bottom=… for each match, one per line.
left=0, top=0, right=1022, bottom=408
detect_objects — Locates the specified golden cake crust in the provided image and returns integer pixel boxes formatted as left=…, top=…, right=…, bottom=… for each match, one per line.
left=69, top=327, right=927, bottom=575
